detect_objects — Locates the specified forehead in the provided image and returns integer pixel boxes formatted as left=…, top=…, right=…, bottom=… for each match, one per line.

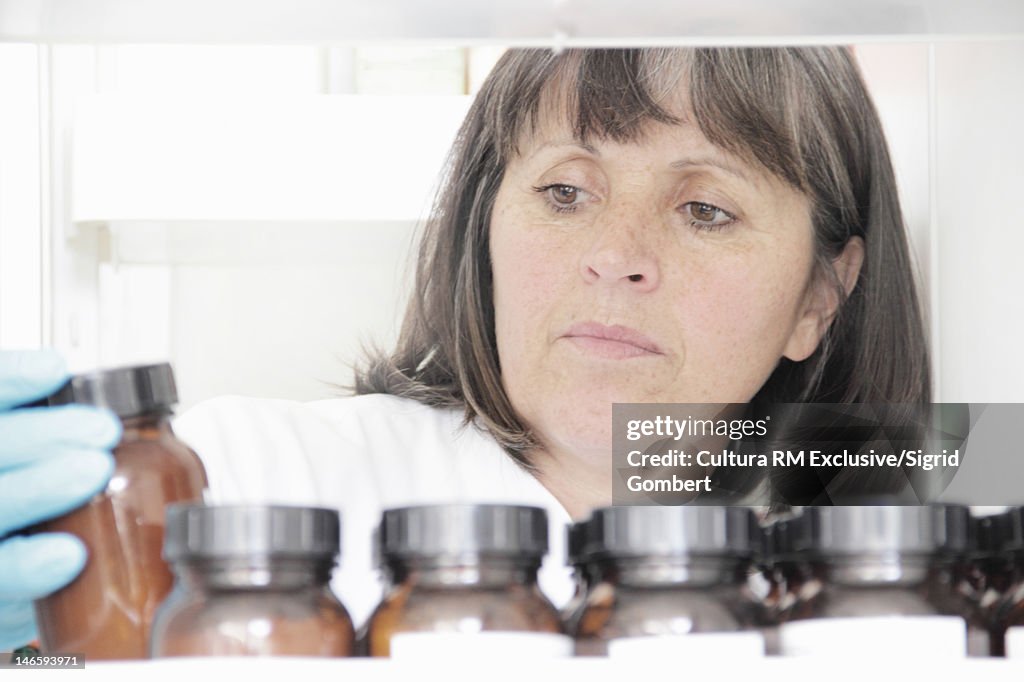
left=506, top=68, right=776, bottom=191
left=514, top=107, right=766, bottom=190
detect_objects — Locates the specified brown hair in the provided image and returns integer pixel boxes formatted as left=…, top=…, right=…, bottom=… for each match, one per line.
left=353, top=47, right=931, bottom=471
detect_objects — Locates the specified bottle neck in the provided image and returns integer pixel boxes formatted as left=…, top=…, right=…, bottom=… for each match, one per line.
left=812, top=554, right=937, bottom=586
left=592, top=555, right=748, bottom=588
left=385, top=556, right=542, bottom=589
left=175, top=556, right=335, bottom=591
left=120, top=412, right=175, bottom=441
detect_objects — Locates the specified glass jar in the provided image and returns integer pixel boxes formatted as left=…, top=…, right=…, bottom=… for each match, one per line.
left=33, top=363, right=207, bottom=659
left=365, top=504, right=570, bottom=659
left=150, top=504, right=353, bottom=657
left=572, top=506, right=765, bottom=658
left=777, top=505, right=971, bottom=657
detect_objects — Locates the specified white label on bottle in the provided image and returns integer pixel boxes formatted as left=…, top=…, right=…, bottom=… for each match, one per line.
left=389, top=632, right=574, bottom=660
left=1006, top=626, right=1024, bottom=658
left=608, top=632, right=766, bottom=659
left=779, top=616, right=966, bottom=657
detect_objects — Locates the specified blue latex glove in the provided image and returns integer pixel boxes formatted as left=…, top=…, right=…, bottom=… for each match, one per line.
left=0, top=350, right=120, bottom=649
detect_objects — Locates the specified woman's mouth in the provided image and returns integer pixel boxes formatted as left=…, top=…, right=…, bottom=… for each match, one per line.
left=561, top=322, right=664, bottom=359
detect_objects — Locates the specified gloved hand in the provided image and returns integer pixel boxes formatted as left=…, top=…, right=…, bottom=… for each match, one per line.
left=0, top=350, right=120, bottom=650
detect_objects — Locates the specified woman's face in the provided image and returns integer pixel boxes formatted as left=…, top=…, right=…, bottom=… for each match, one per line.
left=489, top=104, right=834, bottom=465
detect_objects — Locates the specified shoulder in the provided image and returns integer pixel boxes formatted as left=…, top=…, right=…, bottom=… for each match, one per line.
left=304, top=393, right=476, bottom=449
left=308, top=391, right=464, bottom=427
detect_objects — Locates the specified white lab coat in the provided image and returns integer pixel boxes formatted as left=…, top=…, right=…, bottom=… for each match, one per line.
left=172, top=392, right=575, bottom=627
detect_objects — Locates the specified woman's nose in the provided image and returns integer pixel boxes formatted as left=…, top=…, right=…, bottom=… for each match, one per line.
left=579, top=210, right=661, bottom=292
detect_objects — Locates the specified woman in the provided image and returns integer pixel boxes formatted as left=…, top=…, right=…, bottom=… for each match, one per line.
left=0, top=46, right=928, bottom=641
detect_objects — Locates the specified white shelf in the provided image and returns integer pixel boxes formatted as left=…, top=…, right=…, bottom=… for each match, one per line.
left=71, top=94, right=471, bottom=223
left=53, top=656, right=1024, bottom=682
left=1, top=0, right=1022, bottom=44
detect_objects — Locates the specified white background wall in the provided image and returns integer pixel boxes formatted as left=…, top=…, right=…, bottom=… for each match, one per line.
left=0, top=44, right=43, bottom=349
left=1, top=39, right=1022, bottom=410
left=932, top=41, right=1024, bottom=402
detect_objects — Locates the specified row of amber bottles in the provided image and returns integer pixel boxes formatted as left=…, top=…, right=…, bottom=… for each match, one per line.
left=563, top=504, right=1024, bottom=659
left=148, top=503, right=1024, bottom=660
left=150, top=502, right=566, bottom=658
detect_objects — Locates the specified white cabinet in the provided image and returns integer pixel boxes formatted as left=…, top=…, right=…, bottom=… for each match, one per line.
left=72, top=95, right=471, bottom=222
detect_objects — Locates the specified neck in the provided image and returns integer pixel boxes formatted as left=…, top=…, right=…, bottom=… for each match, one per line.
left=529, top=445, right=611, bottom=521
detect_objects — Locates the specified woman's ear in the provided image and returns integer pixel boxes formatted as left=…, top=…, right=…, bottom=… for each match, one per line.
left=783, top=237, right=865, bottom=362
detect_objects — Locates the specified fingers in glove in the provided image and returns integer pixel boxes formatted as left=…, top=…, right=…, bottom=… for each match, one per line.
left=0, top=350, right=69, bottom=411
left=0, top=450, right=114, bottom=536
left=0, top=406, right=121, bottom=469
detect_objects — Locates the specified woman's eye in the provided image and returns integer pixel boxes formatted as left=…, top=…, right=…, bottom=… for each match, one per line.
left=533, top=184, right=587, bottom=213
left=550, top=185, right=578, bottom=205
left=682, top=201, right=736, bottom=231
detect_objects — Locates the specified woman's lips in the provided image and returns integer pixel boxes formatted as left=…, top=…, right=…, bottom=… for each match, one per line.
left=561, top=322, right=664, bottom=359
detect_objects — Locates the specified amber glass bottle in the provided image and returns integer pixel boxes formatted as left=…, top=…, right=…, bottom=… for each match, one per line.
left=572, top=506, right=764, bottom=658
left=365, top=504, right=570, bottom=659
left=150, top=504, right=353, bottom=657
left=777, top=505, right=971, bottom=657
left=34, top=363, right=207, bottom=659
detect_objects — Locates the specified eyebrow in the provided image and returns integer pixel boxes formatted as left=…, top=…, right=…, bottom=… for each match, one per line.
left=527, top=140, right=600, bottom=158
left=669, top=157, right=752, bottom=183
left=526, top=142, right=755, bottom=184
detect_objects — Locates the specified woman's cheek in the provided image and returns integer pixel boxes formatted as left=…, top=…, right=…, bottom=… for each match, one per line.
left=680, top=265, right=799, bottom=377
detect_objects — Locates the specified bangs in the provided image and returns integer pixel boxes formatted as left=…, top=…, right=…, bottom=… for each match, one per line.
left=689, top=48, right=809, bottom=192
left=483, top=48, right=814, bottom=194
left=486, top=49, right=686, bottom=159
